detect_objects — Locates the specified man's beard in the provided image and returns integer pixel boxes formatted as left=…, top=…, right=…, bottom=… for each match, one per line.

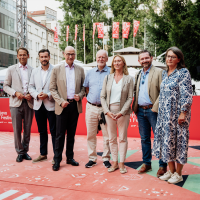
left=41, top=61, right=49, bottom=66
left=142, top=62, right=151, bottom=68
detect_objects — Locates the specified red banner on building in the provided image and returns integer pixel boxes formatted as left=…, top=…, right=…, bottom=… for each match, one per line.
left=75, top=24, right=78, bottom=41
left=122, top=22, right=130, bottom=39
left=133, top=20, right=140, bottom=37
left=83, top=24, right=85, bottom=41
left=54, top=27, right=58, bottom=42
left=112, top=22, right=119, bottom=39
left=97, top=23, right=104, bottom=39
left=92, top=23, right=96, bottom=39
left=66, top=25, right=69, bottom=41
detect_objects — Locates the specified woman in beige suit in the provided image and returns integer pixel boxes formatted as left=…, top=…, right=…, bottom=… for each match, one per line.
left=101, top=55, right=133, bottom=173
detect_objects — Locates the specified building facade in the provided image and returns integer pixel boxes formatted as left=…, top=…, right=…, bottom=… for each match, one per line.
left=0, top=0, right=17, bottom=70
left=27, top=7, right=63, bottom=67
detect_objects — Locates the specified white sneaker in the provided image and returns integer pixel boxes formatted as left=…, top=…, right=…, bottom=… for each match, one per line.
left=159, top=170, right=173, bottom=181
left=168, top=172, right=183, bottom=184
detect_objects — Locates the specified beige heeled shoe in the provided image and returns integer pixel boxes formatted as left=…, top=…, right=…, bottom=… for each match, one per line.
left=120, top=167, right=127, bottom=174
left=108, top=166, right=119, bottom=173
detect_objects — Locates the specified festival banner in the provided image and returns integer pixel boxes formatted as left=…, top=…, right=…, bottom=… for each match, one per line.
left=122, top=22, right=131, bottom=39
left=92, top=23, right=96, bottom=39
left=97, top=23, right=104, bottom=39
left=112, top=22, right=119, bottom=39
left=54, top=27, right=58, bottom=42
left=66, top=25, right=69, bottom=41
left=133, top=20, right=140, bottom=37
left=83, top=24, right=85, bottom=41
left=75, top=24, right=78, bottom=41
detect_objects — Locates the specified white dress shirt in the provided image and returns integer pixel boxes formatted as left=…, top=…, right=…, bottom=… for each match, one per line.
left=41, top=67, right=48, bottom=86
left=110, top=78, right=123, bottom=104
left=19, top=62, right=28, bottom=95
left=65, top=62, right=75, bottom=99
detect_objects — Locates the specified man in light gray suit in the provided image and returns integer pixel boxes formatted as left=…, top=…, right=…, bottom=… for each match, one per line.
left=29, top=49, right=56, bottom=164
left=3, top=47, right=34, bottom=162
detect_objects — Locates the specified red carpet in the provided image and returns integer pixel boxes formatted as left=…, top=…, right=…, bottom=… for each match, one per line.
left=0, top=132, right=200, bottom=199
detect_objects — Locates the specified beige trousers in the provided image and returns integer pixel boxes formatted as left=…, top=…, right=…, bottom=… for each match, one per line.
left=106, top=103, right=130, bottom=162
left=86, top=102, right=110, bottom=162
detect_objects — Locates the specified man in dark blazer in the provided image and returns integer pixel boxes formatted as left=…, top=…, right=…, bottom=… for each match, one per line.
left=132, top=50, right=167, bottom=177
left=49, top=46, right=85, bottom=171
left=3, top=47, right=34, bottom=162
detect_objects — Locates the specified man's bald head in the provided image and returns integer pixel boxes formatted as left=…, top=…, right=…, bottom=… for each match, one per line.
left=96, top=50, right=108, bottom=58
left=64, top=46, right=76, bottom=67
left=96, top=50, right=108, bottom=70
left=65, top=46, right=75, bottom=53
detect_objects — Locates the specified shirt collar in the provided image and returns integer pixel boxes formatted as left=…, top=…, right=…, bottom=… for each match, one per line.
left=40, top=64, right=51, bottom=71
left=19, top=62, right=28, bottom=68
left=65, top=61, right=74, bottom=69
left=96, top=65, right=108, bottom=72
left=142, top=64, right=152, bottom=75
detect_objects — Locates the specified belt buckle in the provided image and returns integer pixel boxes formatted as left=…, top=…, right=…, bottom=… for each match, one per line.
left=68, top=99, right=73, bottom=103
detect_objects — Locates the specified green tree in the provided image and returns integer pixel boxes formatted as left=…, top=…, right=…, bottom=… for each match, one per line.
left=56, top=0, right=108, bottom=63
left=108, top=0, right=156, bottom=56
left=147, top=0, right=200, bottom=80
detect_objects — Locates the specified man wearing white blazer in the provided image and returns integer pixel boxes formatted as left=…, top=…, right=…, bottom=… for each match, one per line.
left=29, top=49, right=56, bottom=164
left=3, top=47, right=34, bottom=162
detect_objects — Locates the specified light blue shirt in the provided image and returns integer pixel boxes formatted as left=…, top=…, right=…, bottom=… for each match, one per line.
left=83, top=65, right=111, bottom=105
left=138, top=66, right=152, bottom=106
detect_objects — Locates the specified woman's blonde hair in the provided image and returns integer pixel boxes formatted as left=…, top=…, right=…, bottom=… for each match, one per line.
left=110, top=55, right=129, bottom=75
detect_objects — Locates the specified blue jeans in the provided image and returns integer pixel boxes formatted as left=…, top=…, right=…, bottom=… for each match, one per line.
left=137, top=107, right=167, bottom=167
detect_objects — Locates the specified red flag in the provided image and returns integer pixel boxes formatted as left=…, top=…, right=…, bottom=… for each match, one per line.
left=83, top=24, right=85, bottom=41
left=122, top=22, right=131, bottom=39
left=66, top=25, right=69, bottom=41
left=54, top=27, right=58, bottom=42
left=92, top=23, right=96, bottom=39
left=112, top=22, right=119, bottom=39
left=75, top=24, right=78, bottom=41
left=97, top=23, right=104, bottom=39
left=133, top=20, right=140, bottom=37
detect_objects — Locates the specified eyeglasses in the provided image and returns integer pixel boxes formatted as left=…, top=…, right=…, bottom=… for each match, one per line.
left=65, top=53, right=75, bottom=57
left=166, top=55, right=177, bottom=60
left=141, top=74, right=147, bottom=84
left=97, top=56, right=106, bottom=60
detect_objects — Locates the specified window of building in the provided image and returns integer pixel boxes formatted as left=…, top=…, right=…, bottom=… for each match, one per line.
left=28, top=25, right=31, bottom=32
left=0, top=52, right=17, bottom=68
left=0, top=13, right=15, bottom=33
left=28, top=40, right=32, bottom=50
left=35, top=28, right=38, bottom=35
left=0, top=32, right=15, bottom=51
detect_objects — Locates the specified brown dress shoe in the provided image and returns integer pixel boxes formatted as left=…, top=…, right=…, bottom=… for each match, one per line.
left=138, top=164, right=152, bottom=174
left=157, top=167, right=167, bottom=177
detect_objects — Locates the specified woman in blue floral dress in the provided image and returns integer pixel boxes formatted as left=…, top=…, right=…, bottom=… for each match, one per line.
left=152, top=47, right=193, bottom=184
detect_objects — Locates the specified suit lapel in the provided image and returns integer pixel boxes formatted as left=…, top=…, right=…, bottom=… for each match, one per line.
left=37, top=67, right=43, bottom=88
left=136, top=72, right=142, bottom=95
left=107, top=73, right=114, bottom=103
left=148, top=65, right=155, bottom=96
left=15, top=64, right=23, bottom=87
left=61, top=63, right=67, bottom=93
left=27, top=64, right=32, bottom=81
left=74, top=64, right=79, bottom=93
left=42, top=64, right=53, bottom=88
left=121, top=74, right=126, bottom=91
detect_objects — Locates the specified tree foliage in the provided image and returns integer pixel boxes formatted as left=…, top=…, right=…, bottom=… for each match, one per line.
left=56, top=0, right=107, bottom=63
left=147, top=0, right=200, bottom=80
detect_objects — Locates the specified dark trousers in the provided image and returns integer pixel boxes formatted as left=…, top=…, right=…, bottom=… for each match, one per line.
left=10, top=100, right=34, bottom=155
left=54, top=101, right=79, bottom=163
left=34, top=103, right=56, bottom=156
left=137, top=107, right=167, bottom=167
